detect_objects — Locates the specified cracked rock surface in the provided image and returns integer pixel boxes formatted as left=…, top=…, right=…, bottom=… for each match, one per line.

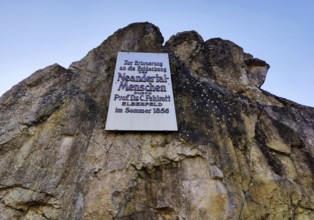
left=0, top=22, right=314, bottom=219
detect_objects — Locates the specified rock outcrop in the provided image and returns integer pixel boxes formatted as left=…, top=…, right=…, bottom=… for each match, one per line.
left=0, top=22, right=314, bottom=219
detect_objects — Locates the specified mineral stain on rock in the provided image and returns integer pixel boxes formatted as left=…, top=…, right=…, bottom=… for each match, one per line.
left=0, top=22, right=314, bottom=219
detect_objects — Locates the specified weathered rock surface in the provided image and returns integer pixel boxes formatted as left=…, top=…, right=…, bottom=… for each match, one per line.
left=0, top=22, right=314, bottom=219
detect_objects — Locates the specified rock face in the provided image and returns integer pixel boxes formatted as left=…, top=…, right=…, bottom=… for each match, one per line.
left=0, top=22, right=314, bottom=219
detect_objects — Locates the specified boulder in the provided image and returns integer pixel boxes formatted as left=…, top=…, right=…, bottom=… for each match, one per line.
left=0, top=22, right=313, bottom=220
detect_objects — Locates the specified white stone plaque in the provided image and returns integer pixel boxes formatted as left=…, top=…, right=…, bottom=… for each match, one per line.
left=105, top=52, right=178, bottom=131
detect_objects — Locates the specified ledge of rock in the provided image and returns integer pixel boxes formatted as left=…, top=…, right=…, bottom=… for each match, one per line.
left=0, top=22, right=313, bottom=220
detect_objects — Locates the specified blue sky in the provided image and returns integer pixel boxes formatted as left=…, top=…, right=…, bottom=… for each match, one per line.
left=1, top=1, right=313, bottom=107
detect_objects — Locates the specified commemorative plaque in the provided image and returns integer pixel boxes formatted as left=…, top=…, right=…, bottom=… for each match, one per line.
left=105, top=52, right=178, bottom=131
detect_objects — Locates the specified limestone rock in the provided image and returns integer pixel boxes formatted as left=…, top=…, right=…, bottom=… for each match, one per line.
left=0, top=22, right=314, bottom=219
left=166, top=32, right=270, bottom=92
left=245, top=58, right=270, bottom=88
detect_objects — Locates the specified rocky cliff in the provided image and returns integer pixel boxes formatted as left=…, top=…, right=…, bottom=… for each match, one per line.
left=0, top=22, right=314, bottom=220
